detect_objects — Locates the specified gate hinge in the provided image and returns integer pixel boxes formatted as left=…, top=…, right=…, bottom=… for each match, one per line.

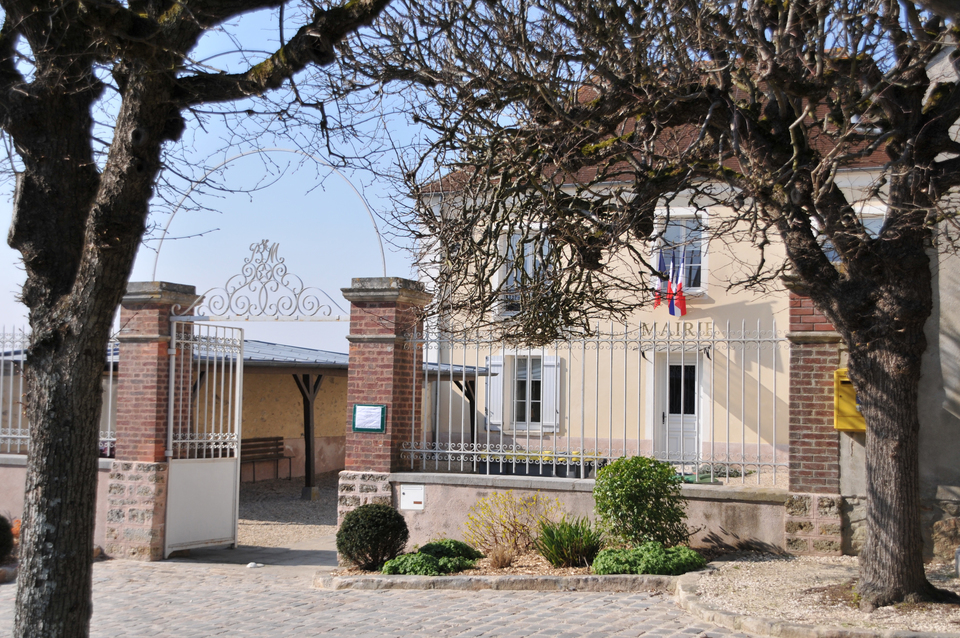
left=167, top=348, right=176, bottom=355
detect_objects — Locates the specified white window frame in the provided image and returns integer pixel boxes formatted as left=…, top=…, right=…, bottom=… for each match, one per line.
left=495, top=232, right=550, bottom=317
left=485, top=353, right=560, bottom=433
left=653, top=207, right=709, bottom=298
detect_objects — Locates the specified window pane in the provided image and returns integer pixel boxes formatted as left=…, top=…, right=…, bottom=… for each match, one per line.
left=530, top=402, right=541, bottom=423
left=516, top=400, right=526, bottom=423
left=669, top=364, right=697, bottom=415
left=683, top=365, right=696, bottom=415
left=669, top=365, right=682, bottom=414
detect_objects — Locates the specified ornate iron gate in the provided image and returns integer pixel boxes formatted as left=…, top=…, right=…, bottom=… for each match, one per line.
left=164, top=322, right=244, bottom=557
left=163, top=240, right=348, bottom=557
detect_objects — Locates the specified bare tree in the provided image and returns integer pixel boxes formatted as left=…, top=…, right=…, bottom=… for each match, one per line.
left=332, top=0, right=960, bottom=608
left=0, top=1, right=396, bottom=636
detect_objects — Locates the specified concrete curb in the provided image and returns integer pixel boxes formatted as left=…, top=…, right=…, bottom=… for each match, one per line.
left=314, top=573, right=676, bottom=592
left=674, top=570, right=960, bottom=638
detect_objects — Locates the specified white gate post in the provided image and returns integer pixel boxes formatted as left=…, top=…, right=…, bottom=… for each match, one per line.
left=105, top=282, right=199, bottom=561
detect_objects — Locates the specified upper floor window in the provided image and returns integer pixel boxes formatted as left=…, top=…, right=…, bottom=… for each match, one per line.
left=657, top=210, right=706, bottom=293
left=502, top=232, right=549, bottom=314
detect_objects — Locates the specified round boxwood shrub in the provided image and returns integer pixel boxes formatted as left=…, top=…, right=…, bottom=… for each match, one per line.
left=593, top=456, right=690, bottom=547
left=336, top=504, right=409, bottom=570
left=0, top=516, right=12, bottom=562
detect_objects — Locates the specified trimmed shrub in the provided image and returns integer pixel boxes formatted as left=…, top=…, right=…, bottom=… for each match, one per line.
left=534, top=517, right=605, bottom=568
left=382, top=553, right=441, bottom=576
left=463, top=490, right=562, bottom=552
left=336, top=504, right=409, bottom=570
left=438, top=556, right=477, bottom=573
left=381, top=552, right=477, bottom=575
left=419, top=539, right=484, bottom=561
left=593, top=456, right=690, bottom=547
left=0, top=516, right=12, bottom=562
left=592, top=548, right=646, bottom=575
left=591, top=543, right=705, bottom=575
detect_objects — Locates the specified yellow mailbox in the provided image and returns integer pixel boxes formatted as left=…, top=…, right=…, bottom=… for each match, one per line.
left=834, top=368, right=866, bottom=432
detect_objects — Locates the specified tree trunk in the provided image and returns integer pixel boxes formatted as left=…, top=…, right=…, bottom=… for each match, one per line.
left=851, top=343, right=937, bottom=608
left=13, top=330, right=110, bottom=637
left=838, top=244, right=954, bottom=608
left=11, top=70, right=174, bottom=637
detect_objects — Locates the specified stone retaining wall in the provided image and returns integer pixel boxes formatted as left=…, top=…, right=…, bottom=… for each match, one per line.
left=337, top=470, right=393, bottom=525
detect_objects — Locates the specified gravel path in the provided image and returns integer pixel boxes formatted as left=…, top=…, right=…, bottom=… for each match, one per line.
left=696, top=551, right=960, bottom=633
left=238, top=472, right=339, bottom=548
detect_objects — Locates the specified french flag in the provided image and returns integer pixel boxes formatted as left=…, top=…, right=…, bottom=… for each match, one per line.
left=668, top=249, right=687, bottom=317
left=654, top=249, right=667, bottom=308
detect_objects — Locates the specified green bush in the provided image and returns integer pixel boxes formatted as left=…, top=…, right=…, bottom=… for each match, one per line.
left=336, top=504, right=409, bottom=570
left=381, top=552, right=477, bottom=575
left=591, top=543, right=706, bottom=575
left=534, top=517, right=605, bottom=568
left=592, top=548, right=646, bottom=575
left=419, top=539, right=484, bottom=561
left=382, top=553, right=442, bottom=576
left=0, top=516, right=12, bottom=562
left=593, top=456, right=690, bottom=547
left=438, top=556, right=477, bottom=573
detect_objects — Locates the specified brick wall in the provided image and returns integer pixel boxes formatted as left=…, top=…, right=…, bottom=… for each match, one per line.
left=342, top=279, right=431, bottom=474
left=788, top=292, right=836, bottom=332
left=111, top=282, right=197, bottom=560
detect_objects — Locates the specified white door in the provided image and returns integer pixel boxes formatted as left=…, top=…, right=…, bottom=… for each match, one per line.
left=656, top=353, right=700, bottom=462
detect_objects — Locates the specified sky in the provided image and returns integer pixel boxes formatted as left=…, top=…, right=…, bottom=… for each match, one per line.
left=0, top=7, right=417, bottom=355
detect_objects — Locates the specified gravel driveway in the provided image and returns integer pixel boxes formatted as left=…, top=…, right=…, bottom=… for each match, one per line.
left=238, top=471, right=339, bottom=548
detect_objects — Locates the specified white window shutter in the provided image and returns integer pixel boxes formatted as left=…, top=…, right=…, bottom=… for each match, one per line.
left=486, top=356, right=504, bottom=430
left=541, top=356, right=560, bottom=432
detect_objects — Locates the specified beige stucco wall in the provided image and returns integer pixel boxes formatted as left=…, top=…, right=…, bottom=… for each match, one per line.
left=239, top=369, right=348, bottom=479
left=0, top=457, right=112, bottom=548
left=388, top=472, right=786, bottom=551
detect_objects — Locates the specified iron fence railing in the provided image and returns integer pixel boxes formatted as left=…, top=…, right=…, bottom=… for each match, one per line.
left=404, top=320, right=789, bottom=485
left=0, top=327, right=119, bottom=456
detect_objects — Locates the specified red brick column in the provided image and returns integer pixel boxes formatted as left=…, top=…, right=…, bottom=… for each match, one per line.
left=338, top=278, right=430, bottom=526
left=786, top=289, right=843, bottom=554
left=106, top=282, right=198, bottom=560
left=341, top=278, right=431, bottom=473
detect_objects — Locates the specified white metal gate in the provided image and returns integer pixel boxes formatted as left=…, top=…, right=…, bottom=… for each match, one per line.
left=164, top=322, right=244, bottom=557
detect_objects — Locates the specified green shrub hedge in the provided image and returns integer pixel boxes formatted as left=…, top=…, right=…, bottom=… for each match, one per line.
left=592, top=542, right=705, bottom=575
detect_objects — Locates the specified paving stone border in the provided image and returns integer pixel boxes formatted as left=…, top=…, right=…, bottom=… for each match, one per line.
left=317, top=564, right=960, bottom=638
left=314, top=573, right=676, bottom=592
left=674, top=570, right=960, bottom=638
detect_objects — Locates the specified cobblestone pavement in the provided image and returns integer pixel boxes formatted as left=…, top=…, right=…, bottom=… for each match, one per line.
left=0, top=559, right=759, bottom=638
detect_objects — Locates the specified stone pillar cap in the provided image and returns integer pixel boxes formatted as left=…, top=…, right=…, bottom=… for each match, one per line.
left=342, top=277, right=433, bottom=305
left=122, top=281, right=199, bottom=307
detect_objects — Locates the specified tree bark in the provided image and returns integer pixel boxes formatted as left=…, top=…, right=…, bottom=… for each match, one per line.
left=11, top=69, right=175, bottom=638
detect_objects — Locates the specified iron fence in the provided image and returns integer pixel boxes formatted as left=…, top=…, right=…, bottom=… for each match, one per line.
left=0, top=327, right=119, bottom=456
left=404, top=320, right=789, bottom=485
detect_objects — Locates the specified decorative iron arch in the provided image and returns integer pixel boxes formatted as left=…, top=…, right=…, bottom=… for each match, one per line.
left=172, top=240, right=348, bottom=321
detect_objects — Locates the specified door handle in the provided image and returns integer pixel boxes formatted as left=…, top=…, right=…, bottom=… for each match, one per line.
left=661, top=412, right=665, bottom=425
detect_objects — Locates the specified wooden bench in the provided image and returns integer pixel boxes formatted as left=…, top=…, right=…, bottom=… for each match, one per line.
left=240, top=437, right=292, bottom=482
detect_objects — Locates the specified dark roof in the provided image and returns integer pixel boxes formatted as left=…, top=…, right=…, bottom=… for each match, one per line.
left=242, top=340, right=348, bottom=369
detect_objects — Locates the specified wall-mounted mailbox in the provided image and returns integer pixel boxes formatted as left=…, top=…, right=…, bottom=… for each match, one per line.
left=400, top=484, right=424, bottom=510
left=834, top=368, right=866, bottom=432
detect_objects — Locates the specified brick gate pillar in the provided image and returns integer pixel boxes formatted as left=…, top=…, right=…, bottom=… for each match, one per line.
left=785, top=288, right=844, bottom=555
left=106, top=282, right=199, bottom=560
left=337, top=278, right=431, bottom=523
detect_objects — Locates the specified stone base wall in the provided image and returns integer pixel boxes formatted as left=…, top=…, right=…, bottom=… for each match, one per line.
left=337, top=470, right=393, bottom=526
left=105, top=461, right=167, bottom=561
left=840, top=496, right=960, bottom=561
left=785, top=493, right=842, bottom=554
